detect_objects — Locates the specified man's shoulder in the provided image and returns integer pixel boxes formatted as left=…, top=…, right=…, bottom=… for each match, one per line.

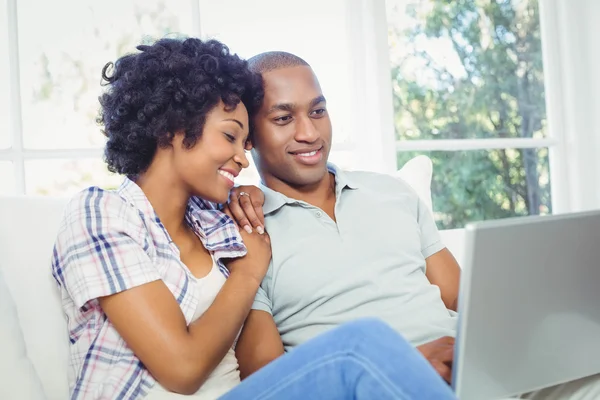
left=344, top=169, right=417, bottom=195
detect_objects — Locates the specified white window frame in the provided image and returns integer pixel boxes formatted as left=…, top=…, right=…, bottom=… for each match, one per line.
left=1, top=0, right=586, bottom=218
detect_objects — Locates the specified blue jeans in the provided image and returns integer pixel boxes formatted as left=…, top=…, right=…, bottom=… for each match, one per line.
left=221, top=318, right=457, bottom=399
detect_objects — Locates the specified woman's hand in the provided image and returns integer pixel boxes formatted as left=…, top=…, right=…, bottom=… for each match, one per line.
left=225, top=185, right=265, bottom=234
left=226, top=228, right=271, bottom=286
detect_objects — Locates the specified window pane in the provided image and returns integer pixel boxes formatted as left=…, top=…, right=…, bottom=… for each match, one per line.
left=387, top=0, right=547, bottom=141
left=199, top=0, right=353, bottom=145
left=25, top=158, right=121, bottom=196
left=0, top=161, right=15, bottom=195
left=17, top=0, right=194, bottom=149
left=0, top=0, right=11, bottom=149
left=397, top=148, right=552, bottom=230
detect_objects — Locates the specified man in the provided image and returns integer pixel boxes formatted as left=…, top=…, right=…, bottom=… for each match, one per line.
left=229, top=52, right=599, bottom=399
left=230, top=51, right=459, bottom=384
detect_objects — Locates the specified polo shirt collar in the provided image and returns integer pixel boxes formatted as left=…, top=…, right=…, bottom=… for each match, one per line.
left=261, top=163, right=359, bottom=215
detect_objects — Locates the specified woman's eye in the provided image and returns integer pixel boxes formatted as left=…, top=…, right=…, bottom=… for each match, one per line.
left=224, top=133, right=236, bottom=142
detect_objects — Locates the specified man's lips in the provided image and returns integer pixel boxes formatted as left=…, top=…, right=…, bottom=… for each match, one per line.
left=290, top=147, right=324, bottom=165
left=289, top=146, right=323, bottom=156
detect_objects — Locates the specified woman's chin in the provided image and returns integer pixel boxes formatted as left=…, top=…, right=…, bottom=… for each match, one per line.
left=197, top=191, right=229, bottom=205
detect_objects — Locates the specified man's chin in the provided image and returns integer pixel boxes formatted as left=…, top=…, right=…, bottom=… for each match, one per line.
left=291, top=167, right=329, bottom=186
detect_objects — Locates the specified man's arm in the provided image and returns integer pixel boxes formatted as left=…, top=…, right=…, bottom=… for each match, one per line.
left=425, top=248, right=461, bottom=311
left=235, top=310, right=285, bottom=379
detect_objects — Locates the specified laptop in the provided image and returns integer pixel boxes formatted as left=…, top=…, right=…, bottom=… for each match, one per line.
left=452, top=210, right=600, bottom=400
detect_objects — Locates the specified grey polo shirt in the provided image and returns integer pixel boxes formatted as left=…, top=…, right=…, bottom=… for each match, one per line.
left=252, top=164, right=457, bottom=350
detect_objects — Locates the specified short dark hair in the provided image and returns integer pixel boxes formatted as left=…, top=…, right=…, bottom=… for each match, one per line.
left=247, top=51, right=309, bottom=75
left=98, top=37, right=263, bottom=177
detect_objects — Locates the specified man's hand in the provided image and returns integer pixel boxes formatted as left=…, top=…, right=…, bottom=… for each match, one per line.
left=225, top=186, right=265, bottom=235
left=417, top=336, right=455, bottom=383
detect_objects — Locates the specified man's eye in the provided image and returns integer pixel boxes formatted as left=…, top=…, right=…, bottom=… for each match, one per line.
left=274, top=115, right=292, bottom=123
left=311, top=108, right=326, bottom=116
left=224, top=133, right=236, bottom=142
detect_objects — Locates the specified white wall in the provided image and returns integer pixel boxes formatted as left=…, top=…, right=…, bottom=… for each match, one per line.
left=542, top=0, right=600, bottom=213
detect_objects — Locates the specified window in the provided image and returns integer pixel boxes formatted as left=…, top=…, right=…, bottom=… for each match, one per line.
left=2, top=0, right=569, bottom=231
left=0, top=161, right=15, bottom=195
left=2, top=0, right=195, bottom=195
left=2, top=0, right=357, bottom=193
left=386, top=0, right=554, bottom=229
left=0, top=0, right=11, bottom=150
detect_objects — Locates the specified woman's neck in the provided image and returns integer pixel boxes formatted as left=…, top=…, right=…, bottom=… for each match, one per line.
left=135, top=162, right=190, bottom=237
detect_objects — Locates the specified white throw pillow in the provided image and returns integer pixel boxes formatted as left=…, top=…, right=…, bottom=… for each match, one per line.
left=0, top=268, right=46, bottom=400
left=396, top=155, right=434, bottom=214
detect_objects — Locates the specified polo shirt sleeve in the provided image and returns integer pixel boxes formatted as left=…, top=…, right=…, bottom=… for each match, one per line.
left=251, top=262, right=273, bottom=314
left=417, top=196, right=445, bottom=259
left=252, top=287, right=273, bottom=314
left=51, top=188, right=161, bottom=310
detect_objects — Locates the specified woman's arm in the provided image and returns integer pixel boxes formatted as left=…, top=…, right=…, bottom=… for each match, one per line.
left=99, top=269, right=260, bottom=394
left=98, top=226, right=270, bottom=394
left=56, top=190, right=271, bottom=394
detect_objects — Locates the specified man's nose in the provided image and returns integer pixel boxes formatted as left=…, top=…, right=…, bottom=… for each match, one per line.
left=294, top=116, right=319, bottom=143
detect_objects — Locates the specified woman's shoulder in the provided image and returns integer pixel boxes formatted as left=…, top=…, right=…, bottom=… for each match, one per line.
left=61, top=185, right=142, bottom=230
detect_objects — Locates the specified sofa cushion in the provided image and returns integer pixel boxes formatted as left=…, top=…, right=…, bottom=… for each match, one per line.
left=396, top=156, right=464, bottom=265
left=0, top=268, right=46, bottom=399
left=396, top=155, right=434, bottom=214
left=0, top=196, right=70, bottom=400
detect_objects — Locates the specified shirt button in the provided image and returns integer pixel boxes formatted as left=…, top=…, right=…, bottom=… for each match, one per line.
left=315, top=211, right=323, bottom=218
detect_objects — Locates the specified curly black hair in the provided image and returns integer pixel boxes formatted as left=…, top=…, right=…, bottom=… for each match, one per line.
left=98, top=37, right=263, bottom=176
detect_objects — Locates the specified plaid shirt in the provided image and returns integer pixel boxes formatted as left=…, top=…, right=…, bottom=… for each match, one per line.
left=51, top=178, right=246, bottom=399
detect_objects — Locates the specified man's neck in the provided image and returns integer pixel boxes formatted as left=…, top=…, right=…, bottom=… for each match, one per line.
left=265, top=172, right=337, bottom=210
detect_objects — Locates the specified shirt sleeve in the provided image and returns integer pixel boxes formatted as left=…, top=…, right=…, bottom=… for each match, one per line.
left=417, top=196, right=445, bottom=259
left=252, top=286, right=273, bottom=314
left=251, top=262, right=273, bottom=314
left=52, top=188, right=161, bottom=309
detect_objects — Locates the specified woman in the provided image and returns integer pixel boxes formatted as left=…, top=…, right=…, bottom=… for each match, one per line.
left=51, top=37, right=456, bottom=399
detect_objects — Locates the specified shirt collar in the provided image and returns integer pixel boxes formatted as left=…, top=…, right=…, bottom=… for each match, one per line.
left=261, top=163, right=359, bottom=215
left=117, top=178, right=246, bottom=257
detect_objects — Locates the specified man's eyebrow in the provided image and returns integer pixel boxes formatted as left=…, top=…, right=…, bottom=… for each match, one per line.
left=223, top=118, right=244, bottom=129
left=310, top=95, right=327, bottom=108
left=266, top=95, right=327, bottom=114
left=267, top=102, right=295, bottom=114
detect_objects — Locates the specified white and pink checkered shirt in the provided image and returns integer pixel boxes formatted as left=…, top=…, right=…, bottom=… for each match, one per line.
left=51, top=178, right=246, bottom=399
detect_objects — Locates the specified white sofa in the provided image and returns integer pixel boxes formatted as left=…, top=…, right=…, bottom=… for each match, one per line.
left=0, top=157, right=466, bottom=399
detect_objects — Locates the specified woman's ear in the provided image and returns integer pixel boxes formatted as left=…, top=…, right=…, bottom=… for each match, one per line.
left=244, top=139, right=254, bottom=151
left=169, top=130, right=187, bottom=149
